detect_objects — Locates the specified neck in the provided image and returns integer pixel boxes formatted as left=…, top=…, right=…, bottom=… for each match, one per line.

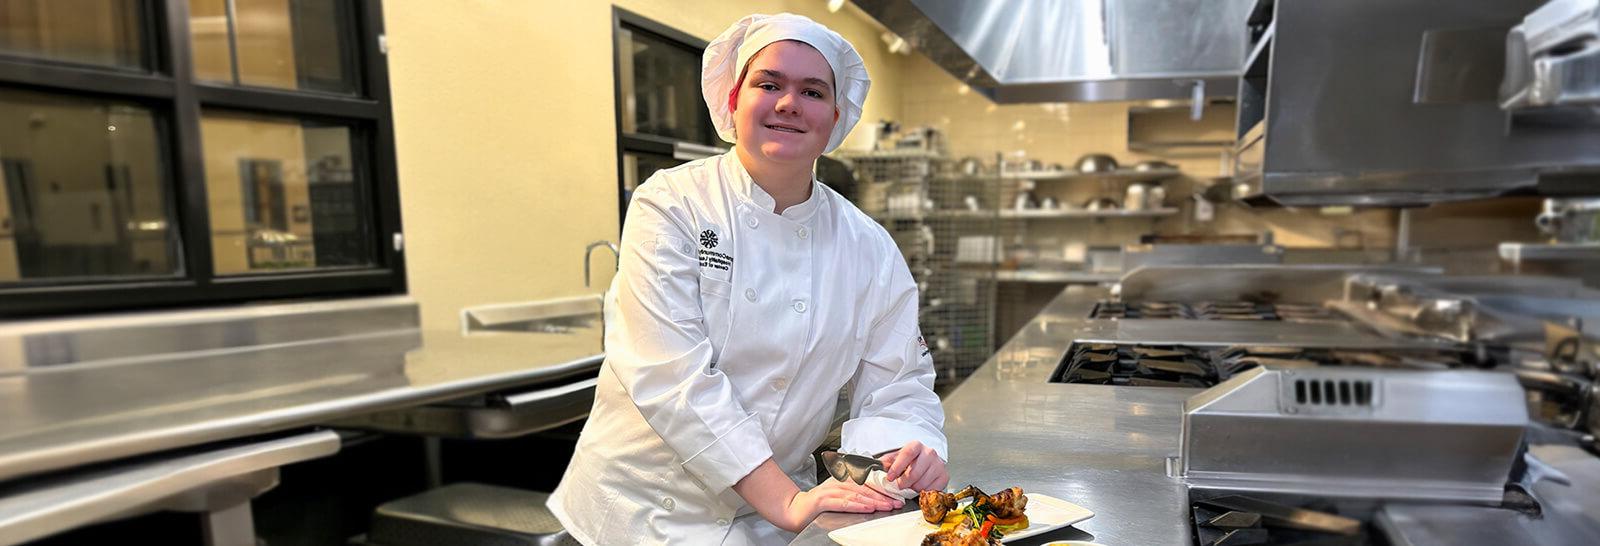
left=736, top=146, right=814, bottom=214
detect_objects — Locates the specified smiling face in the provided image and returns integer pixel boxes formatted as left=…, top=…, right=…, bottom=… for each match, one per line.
left=730, top=40, right=840, bottom=166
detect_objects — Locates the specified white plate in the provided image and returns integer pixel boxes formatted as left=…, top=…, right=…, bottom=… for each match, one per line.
left=827, top=493, right=1094, bottom=546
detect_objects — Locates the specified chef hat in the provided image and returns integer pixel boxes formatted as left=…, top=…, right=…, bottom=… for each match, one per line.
left=702, top=13, right=871, bottom=154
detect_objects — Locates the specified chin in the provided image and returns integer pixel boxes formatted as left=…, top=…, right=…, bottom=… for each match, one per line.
left=758, top=141, right=824, bottom=163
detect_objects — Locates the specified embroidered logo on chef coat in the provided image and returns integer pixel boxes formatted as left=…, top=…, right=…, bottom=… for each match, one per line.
left=697, top=226, right=733, bottom=272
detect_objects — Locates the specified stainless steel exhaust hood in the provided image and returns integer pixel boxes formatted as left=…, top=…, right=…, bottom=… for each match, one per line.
left=853, top=0, right=1253, bottom=103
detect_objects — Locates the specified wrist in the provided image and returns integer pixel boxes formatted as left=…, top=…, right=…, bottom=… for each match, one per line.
left=782, top=488, right=814, bottom=533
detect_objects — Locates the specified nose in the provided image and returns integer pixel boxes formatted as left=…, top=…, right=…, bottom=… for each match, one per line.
left=774, top=90, right=801, bottom=116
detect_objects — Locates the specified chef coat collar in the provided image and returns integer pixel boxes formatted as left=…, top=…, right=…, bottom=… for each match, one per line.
left=726, top=152, right=824, bottom=223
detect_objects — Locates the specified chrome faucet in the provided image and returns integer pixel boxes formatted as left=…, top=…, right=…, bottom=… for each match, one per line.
left=585, top=240, right=620, bottom=288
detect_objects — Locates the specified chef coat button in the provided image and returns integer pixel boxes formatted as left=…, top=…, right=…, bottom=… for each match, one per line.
left=746, top=216, right=759, bottom=228
left=796, top=227, right=809, bottom=239
left=660, top=497, right=675, bottom=511
left=793, top=300, right=807, bottom=313
left=745, top=288, right=757, bottom=302
left=716, top=518, right=730, bottom=527
left=773, top=377, right=789, bottom=389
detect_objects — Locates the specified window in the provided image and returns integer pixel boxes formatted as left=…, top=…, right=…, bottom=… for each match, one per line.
left=612, top=9, right=725, bottom=226
left=0, top=0, right=402, bottom=316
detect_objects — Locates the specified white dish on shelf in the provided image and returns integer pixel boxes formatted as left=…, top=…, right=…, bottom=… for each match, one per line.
left=827, top=493, right=1094, bottom=546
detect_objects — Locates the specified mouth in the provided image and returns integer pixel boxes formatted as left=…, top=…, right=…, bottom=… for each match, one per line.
left=765, top=123, right=806, bottom=134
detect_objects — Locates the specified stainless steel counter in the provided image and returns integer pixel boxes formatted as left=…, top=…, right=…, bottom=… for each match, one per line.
left=795, top=285, right=1201, bottom=545
left=0, top=296, right=605, bottom=483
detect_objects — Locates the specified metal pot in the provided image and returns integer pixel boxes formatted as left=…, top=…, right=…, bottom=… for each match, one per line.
left=956, top=157, right=984, bottom=175
left=1536, top=197, right=1600, bottom=243
left=1133, top=160, right=1176, bottom=172
left=1075, top=153, right=1119, bottom=173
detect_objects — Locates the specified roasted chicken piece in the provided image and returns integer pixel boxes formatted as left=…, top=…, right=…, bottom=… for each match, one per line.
left=919, top=485, right=985, bottom=523
left=983, top=486, right=1028, bottom=520
left=919, top=490, right=957, bottom=523
left=919, top=526, right=998, bottom=546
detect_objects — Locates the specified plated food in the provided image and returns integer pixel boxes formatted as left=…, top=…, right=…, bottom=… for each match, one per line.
left=918, top=485, right=1030, bottom=546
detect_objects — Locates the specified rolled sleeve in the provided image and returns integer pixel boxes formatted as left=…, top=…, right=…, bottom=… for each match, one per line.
left=606, top=182, right=774, bottom=493
left=840, top=255, right=948, bottom=460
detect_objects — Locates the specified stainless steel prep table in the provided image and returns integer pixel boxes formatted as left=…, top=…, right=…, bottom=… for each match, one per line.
left=0, top=296, right=605, bottom=484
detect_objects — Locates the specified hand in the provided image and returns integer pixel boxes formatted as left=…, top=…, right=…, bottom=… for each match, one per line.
left=778, top=479, right=905, bottom=532
left=880, top=440, right=949, bottom=492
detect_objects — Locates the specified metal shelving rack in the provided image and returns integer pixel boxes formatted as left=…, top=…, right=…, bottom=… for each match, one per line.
left=835, top=150, right=1001, bottom=385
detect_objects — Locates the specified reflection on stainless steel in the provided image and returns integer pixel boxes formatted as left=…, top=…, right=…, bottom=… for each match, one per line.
left=853, top=0, right=1251, bottom=103
left=1338, top=272, right=1600, bottom=344
left=1122, top=244, right=1284, bottom=270
left=0, top=296, right=605, bottom=484
left=366, top=483, right=574, bottom=546
left=1500, top=0, right=1600, bottom=115
left=0, top=430, right=339, bottom=546
left=1115, top=265, right=1437, bottom=305
left=461, top=295, right=603, bottom=335
left=1378, top=444, right=1600, bottom=544
left=1237, top=0, right=1600, bottom=206
left=1180, top=367, right=1526, bottom=503
left=0, top=295, right=421, bottom=371
left=330, top=377, right=598, bottom=439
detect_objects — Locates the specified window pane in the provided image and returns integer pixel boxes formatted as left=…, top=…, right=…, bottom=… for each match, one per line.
left=189, top=0, right=361, bottom=94
left=0, top=88, right=180, bottom=283
left=621, top=151, right=684, bottom=209
left=0, top=0, right=146, bottom=69
left=620, top=26, right=710, bottom=143
left=201, top=111, right=373, bottom=275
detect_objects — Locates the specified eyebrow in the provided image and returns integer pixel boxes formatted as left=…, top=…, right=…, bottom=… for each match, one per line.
left=754, top=69, right=832, bottom=93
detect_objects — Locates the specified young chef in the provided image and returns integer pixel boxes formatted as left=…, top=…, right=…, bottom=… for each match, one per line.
left=548, top=13, right=948, bottom=544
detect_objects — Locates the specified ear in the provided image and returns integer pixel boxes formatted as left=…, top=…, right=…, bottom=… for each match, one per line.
left=834, top=107, right=840, bottom=123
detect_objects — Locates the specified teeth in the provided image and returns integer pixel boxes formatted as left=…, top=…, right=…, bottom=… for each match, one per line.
left=767, top=125, right=801, bottom=133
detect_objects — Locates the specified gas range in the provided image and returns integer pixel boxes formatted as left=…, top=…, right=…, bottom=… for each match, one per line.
left=1050, top=343, right=1487, bottom=389
left=1091, top=300, right=1341, bottom=322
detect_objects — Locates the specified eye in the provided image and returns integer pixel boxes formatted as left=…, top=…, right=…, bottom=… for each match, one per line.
left=804, top=89, right=825, bottom=99
left=757, top=83, right=779, bottom=91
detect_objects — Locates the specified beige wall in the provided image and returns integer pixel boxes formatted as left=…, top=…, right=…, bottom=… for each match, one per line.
left=895, top=54, right=1397, bottom=250
left=385, top=1, right=903, bottom=332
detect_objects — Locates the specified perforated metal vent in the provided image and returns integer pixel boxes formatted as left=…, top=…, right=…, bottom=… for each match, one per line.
left=1292, top=378, right=1374, bottom=407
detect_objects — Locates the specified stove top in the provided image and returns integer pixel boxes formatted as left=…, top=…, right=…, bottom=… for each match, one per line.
left=1091, top=301, right=1341, bottom=322
left=1050, top=343, right=1486, bottom=389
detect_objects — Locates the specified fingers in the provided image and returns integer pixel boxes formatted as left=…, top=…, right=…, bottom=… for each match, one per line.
left=904, top=450, right=936, bottom=490
left=910, top=462, right=947, bottom=492
left=821, top=494, right=874, bottom=514
left=818, top=482, right=900, bottom=513
left=852, top=482, right=904, bottom=511
left=885, top=441, right=922, bottom=482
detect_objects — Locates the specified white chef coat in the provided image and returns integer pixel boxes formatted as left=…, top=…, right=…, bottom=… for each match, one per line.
left=548, top=151, right=946, bottom=545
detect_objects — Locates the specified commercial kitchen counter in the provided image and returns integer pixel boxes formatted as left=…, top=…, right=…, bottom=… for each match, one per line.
left=0, top=296, right=605, bottom=483
left=798, top=266, right=1600, bottom=545
left=795, top=284, right=1199, bottom=545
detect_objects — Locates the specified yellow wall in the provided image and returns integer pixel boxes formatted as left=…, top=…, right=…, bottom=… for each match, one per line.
left=385, top=1, right=903, bottom=332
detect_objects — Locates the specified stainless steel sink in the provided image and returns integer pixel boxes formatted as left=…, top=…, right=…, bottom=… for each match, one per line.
left=460, top=295, right=602, bottom=335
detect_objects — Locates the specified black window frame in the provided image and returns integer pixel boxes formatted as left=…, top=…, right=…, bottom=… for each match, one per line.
left=611, top=8, right=725, bottom=229
left=0, top=0, right=404, bottom=317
